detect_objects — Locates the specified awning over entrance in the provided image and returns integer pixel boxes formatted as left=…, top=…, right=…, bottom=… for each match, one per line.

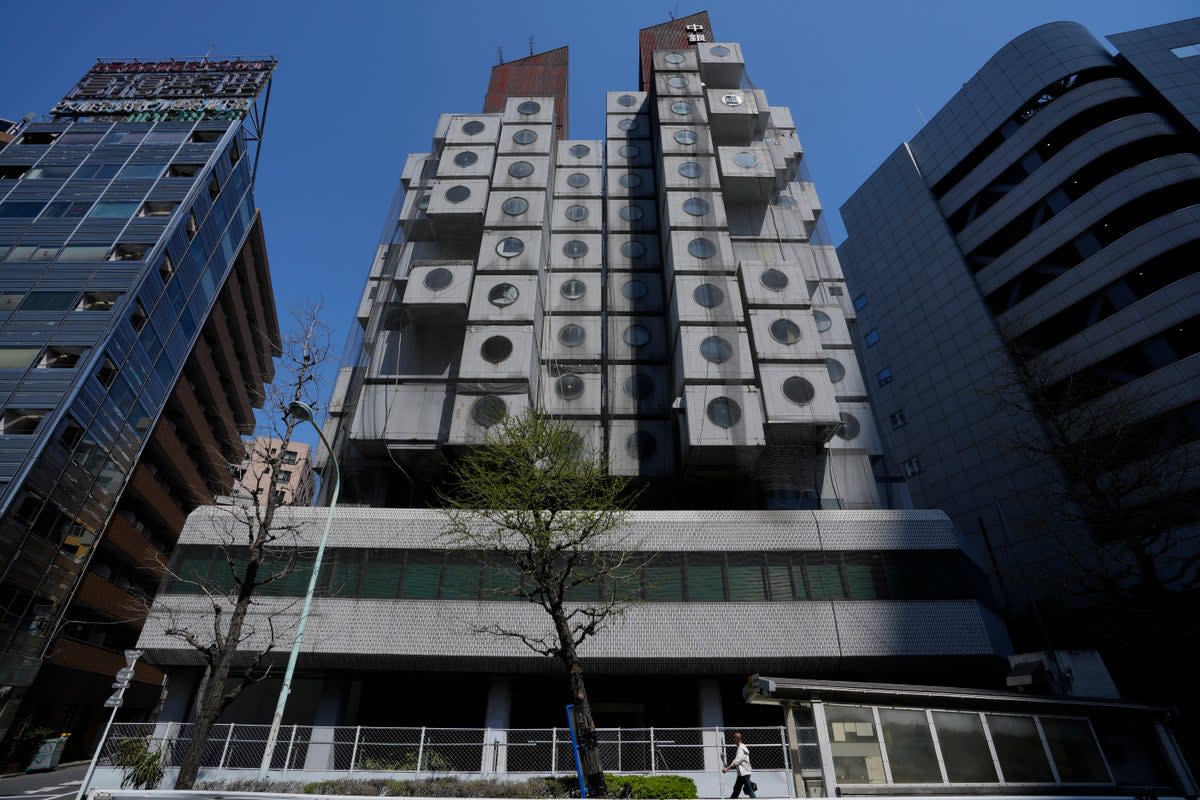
left=744, top=675, right=1195, bottom=799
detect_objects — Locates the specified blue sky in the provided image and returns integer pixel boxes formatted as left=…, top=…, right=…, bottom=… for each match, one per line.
left=0, top=0, right=1192, bottom=452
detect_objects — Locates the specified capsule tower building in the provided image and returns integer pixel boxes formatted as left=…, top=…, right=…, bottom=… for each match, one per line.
left=330, top=15, right=893, bottom=510
left=143, top=14, right=1009, bottom=733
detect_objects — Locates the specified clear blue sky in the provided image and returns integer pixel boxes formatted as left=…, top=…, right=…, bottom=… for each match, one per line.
left=1, top=0, right=1192, bottom=452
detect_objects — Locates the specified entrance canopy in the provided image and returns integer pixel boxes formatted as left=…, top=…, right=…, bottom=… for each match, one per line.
left=745, top=675, right=1195, bottom=798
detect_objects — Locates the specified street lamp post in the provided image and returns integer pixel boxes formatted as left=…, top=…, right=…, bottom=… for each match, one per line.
left=258, top=401, right=340, bottom=779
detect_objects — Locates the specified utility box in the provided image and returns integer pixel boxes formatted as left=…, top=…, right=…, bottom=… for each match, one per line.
left=26, top=735, right=68, bottom=772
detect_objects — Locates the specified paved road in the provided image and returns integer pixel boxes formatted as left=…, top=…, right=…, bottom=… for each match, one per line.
left=0, top=763, right=88, bottom=800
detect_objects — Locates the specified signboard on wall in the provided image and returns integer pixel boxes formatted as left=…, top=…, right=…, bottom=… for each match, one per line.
left=51, top=58, right=276, bottom=121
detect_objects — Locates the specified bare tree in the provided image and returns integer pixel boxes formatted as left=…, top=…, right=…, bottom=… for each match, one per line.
left=145, top=303, right=331, bottom=789
left=997, top=352, right=1200, bottom=600
left=439, top=411, right=647, bottom=797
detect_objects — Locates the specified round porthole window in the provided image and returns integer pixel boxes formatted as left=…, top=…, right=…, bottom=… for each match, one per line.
left=619, top=204, right=644, bottom=221
left=512, top=129, right=537, bottom=145
left=560, top=279, right=587, bottom=300
left=813, top=310, right=833, bottom=332
left=453, top=150, right=478, bottom=167
left=671, top=101, right=693, bottom=116
left=562, top=240, right=589, bottom=259
left=416, top=195, right=431, bottom=211
left=722, top=93, right=744, bottom=107
left=710, top=45, right=732, bottom=57
left=707, top=397, right=742, bottom=428
left=734, top=151, right=758, bottom=168
left=569, top=143, right=590, bottom=158
left=617, top=94, right=639, bottom=107
left=621, top=240, right=647, bottom=259
left=693, top=283, right=724, bottom=308
left=622, top=279, right=648, bottom=301
left=445, top=185, right=471, bottom=203
left=837, top=412, right=860, bottom=440
left=769, top=318, right=802, bottom=345
left=488, top=282, right=520, bottom=307
left=667, top=76, right=689, bottom=89
left=678, top=161, right=703, bottom=179
left=517, top=100, right=541, bottom=115
left=508, top=161, right=534, bottom=178
left=480, top=335, right=513, bottom=364
left=624, top=373, right=653, bottom=399
left=664, top=52, right=686, bottom=64
left=566, top=172, right=589, bottom=188
left=564, top=204, right=589, bottom=222
left=618, top=144, right=640, bottom=158
left=558, top=323, right=586, bottom=347
left=618, top=173, right=642, bottom=189
left=423, top=267, right=453, bottom=291
left=626, top=431, right=657, bottom=459
left=501, top=197, right=529, bottom=216
left=688, top=238, right=717, bottom=259
left=471, top=395, right=506, bottom=427
left=555, top=374, right=585, bottom=400
left=623, top=325, right=651, bottom=347
left=682, top=197, right=710, bottom=216
left=826, top=358, right=846, bottom=383
left=461, top=120, right=485, bottom=135
left=760, top=269, right=789, bottom=291
left=675, top=130, right=698, bottom=145
left=782, top=376, right=815, bottom=405
left=496, top=237, right=525, bottom=258
left=617, top=119, right=639, bottom=132
left=700, top=335, right=733, bottom=363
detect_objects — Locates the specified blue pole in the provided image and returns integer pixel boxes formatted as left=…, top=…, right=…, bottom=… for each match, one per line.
left=565, top=704, right=588, bottom=798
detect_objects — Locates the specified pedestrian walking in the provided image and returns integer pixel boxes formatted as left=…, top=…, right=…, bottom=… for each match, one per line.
left=722, top=731, right=756, bottom=798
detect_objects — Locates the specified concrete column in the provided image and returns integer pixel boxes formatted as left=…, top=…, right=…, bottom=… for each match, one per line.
left=698, top=678, right=724, bottom=772
left=483, top=677, right=511, bottom=774
left=158, top=669, right=200, bottom=723
left=784, top=705, right=807, bottom=798
left=810, top=701, right=836, bottom=797
left=303, top=678, right=345, bottom=770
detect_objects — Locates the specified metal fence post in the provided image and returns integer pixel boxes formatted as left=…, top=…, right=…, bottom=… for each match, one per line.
left=416, top=726, right=426, bottom=775
left=551, top=728, right=558, bottom=775
left=649, top=727, right=656, bottom=774
left=617, top=728, right=622, bottom=772
left=283, top=725, right=298, bottom=776
left=217, top=724, right=234, bottom=772
left=348, top=726, right=361, bottom=779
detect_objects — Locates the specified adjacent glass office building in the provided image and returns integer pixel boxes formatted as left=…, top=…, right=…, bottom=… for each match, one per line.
left=0, top=59, right=280, bottom=755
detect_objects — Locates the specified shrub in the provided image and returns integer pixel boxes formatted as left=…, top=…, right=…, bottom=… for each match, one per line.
left=356, top=749, right=456, bottom=772
left=604, top=774, right=698, bottom=799
left=196, top=779, right=304, bottom=792
left=299, top=775, right=694, bottom=798
left=110, top=736, right=165, bottom=790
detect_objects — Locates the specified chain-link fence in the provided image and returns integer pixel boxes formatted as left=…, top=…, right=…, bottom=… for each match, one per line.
left=102, top=722, right=819, bottom=779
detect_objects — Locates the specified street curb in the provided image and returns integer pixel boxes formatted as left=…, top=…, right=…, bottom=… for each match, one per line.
left=0, top=760, right=91, bottom=779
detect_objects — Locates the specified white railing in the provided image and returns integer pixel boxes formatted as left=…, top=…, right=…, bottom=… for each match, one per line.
left=96, top=722, right=819, bottom=795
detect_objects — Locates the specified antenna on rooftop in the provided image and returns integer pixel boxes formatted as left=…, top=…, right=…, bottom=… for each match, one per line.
left=529, top=36, right=535, bottom=56
left=497, top=46, right=504, bottom=65
left=669, top=0, right=679, bottom=19
left=202, top=44, right=216, bottom=61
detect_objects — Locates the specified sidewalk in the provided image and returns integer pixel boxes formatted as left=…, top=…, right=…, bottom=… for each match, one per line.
left=0, top=759, right=90, bottom=779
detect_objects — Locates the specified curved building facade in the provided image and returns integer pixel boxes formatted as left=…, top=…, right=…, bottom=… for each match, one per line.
left=838, top=20, right=1200, bottom=606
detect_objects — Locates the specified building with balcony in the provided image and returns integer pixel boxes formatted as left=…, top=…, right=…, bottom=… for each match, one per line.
left=0, top=58, right=280, bottom=758
left=229, top=437, right=314, bottom=507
